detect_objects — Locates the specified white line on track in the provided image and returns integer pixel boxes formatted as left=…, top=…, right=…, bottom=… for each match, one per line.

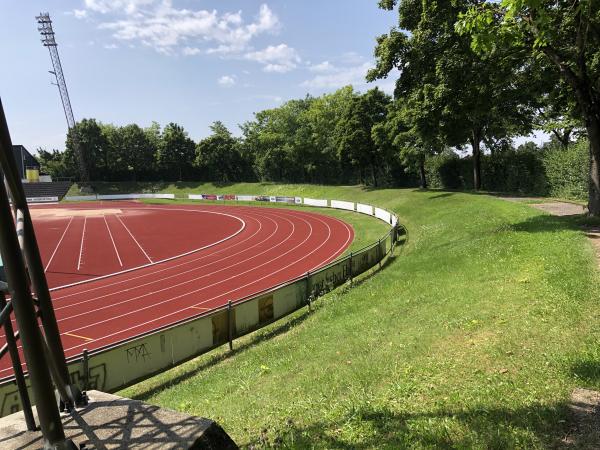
left=62, top=210, right=348, bottom=352
left=103, top=214, right=123, bottom=267
left=52, top=213, right=273, bottom=311
left=115, top=214, right=152, bottom=264
left=77, top=216, right=87, bottom=271
left=0, top=206, right=354, bottom=372
left=44, top=216, right=74, bottom=272
left=55, top=212, right=297, bottom=324
left=48, top=208, right=245, bottom=293
left=61, top=212, right=311, bottom=344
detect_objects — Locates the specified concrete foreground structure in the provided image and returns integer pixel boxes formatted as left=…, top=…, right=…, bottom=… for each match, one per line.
left=0, top=390, right=238, bottom=449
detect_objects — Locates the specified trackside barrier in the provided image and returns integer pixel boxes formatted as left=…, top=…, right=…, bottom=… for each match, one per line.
left=356, top=203, right=373, bottom=216
left=26, top=196, right=59, bottom=203
left=303, top=198, right=328, bottom=207
left=330, top=200, right=354, bottom=211
left=64, top=193, right=175, bottom=201
left=0, top=193, right=406, bottom=416
left=64, top=195, right=97, bottom=202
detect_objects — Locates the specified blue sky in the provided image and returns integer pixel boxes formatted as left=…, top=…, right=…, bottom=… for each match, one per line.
left=1, top=0, right=401, bottom=152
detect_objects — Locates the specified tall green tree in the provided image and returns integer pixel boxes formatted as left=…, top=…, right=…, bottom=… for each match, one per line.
left=156, top=123, right=196, bottom=181
left=66, top=118, right=109, bottom=181
left=334, top=88, right=391, bottom=186
left=195, top=121, right=246, bottom=182
left=458, top=0, right=600, bottom=213
left=369, top=0, right=536, bottom=190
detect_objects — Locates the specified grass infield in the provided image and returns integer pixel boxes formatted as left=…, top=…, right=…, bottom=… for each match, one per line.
left=107, top=183, right=600, bottom=448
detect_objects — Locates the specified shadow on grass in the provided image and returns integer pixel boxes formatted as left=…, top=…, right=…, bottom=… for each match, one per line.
left=571, top=359, right=600, bottom=385
left=509, top=214, right=586, bottom=234
left=248, top=402, right=572, bottom=449
left=428, top=192, right=455, bottom=199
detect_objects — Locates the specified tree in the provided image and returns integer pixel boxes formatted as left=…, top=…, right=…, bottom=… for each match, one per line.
left=369, top=0, right=536, bottom=190
left=333, top=88, right=391, bottom=186
left=111, top=124, right=155, bottom=181
left=66, top=119, right=109, bottom=181
left=36, top=148, right=75, bottom=179
left=195, top=122, right=246, bottom=182
left=155, top=123, right=196, bottom=181
left=458, top=0, right=600, bottom=214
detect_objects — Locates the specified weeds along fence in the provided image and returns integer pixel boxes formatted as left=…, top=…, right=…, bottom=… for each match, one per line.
left=0, top=194, right=406, bottom=417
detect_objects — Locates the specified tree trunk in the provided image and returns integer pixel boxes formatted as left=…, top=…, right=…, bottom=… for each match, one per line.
left=419, top=156, right=427, bottom=189
left=587, top=115, right=600, bottom=216
left=372, top=163, right=378, bottom=187
left=470, top=129, right=482, bottom=191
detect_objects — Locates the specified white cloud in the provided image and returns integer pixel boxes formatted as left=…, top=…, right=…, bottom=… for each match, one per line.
left=103, top=43, right=118, bottom=49
left=73, top=9, right=88, bottom=19
left=245, top=44, right=301, bottom=73
left=308, top=61, right=335, bottom=73
left=80, top=1, right=280, bottom=56
left=302, top=62, right=372, bottom=89
left=83, top=0, right=155, bottom=15
left=182, top=46, right=201, bottom=56
left=218, top=75, right=236, bottom=86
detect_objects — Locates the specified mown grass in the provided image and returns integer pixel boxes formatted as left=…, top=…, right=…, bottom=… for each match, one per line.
left=114, top=184, right=600, bottom=448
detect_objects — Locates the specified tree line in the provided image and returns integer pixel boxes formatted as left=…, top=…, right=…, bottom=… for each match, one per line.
left=38, top=86, right=413, bottom=187
left=38, top=0, right=599, bottom=214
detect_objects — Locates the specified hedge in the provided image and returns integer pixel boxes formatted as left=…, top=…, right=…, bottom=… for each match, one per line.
left=425, top=139, right=589, bottom=201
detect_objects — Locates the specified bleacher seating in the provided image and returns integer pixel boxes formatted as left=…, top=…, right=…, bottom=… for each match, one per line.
left=23, top=181, right=72, bottom=201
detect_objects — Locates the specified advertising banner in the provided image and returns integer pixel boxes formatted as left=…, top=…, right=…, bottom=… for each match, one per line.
left=236, top=195, right=255, bottom=202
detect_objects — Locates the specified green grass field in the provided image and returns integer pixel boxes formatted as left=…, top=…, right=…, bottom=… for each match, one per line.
left=111, top=183, right=600, bottom=448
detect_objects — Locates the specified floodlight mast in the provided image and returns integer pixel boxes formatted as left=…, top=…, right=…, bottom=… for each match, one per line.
left=36, top=12, right=89, bottom=183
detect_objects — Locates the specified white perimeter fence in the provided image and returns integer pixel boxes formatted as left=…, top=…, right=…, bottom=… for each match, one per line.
left=0, top=193, right=406, bottom=416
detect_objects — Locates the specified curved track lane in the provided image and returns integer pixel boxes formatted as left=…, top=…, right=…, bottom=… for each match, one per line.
left=0, top=202, right=354, bottom=377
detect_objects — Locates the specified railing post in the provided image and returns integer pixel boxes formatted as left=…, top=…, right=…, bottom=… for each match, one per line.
left=0, top=293, right=35, bottom=431
left=378, top=238, right=382, bottom=269
left=82, top=348, right=89, bottom=392
left=349, top=252, right=353, bottom=285
left=227, top=300, right=233, bottom=351
left=305, top=272, right=312, bottom=312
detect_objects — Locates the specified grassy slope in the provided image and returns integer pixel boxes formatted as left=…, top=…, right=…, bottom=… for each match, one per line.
left=115, top=184, right=600, bottom=449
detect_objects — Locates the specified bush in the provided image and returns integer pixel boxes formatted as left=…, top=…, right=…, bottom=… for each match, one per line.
left=425, top=151, right=471, bottom=189
left=542, top=139, right=588, bottom=201
left=424, top=138, right=589, bottom=200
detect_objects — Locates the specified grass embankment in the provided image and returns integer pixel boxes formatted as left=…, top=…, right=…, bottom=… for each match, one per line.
left=113, top=184, right=600, bottom=448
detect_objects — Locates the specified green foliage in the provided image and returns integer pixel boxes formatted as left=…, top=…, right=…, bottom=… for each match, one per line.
left=425, top=138, right=589, bottom=200
left=195, top=122, right=248, bottom=182
left=156, top=123, right=196, bottom=181
left=543, top=139, right=589, bottom=200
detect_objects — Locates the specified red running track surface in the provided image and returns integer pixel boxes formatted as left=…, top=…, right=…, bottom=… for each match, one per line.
left=0, top=201, right=353, bottom=379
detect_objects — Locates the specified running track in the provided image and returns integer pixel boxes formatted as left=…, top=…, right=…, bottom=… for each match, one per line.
left=0, top=201, right=353, bottom=378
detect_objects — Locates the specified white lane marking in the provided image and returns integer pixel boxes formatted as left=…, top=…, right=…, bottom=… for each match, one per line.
left=61, top=211, right=346, bottom=352
left=54, top=212, right=297, bottom=323
left=115, top=214, right=152, bottom=264
left=53, top=214, right=273, bottom=312
left=103, top=215, right=123, bottom=267
left=48, top=208, right=245, bottom=293
left=77, top=216, right=87, bottom=271
left=0, top=206, right=355, bottom=368
left=60, top=212, right=312, bottom=347
left=44, top=216, right=74, bottom=272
